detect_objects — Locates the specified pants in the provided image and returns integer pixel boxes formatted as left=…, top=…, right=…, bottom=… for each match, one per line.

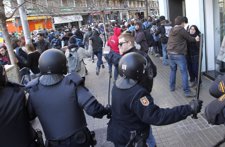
left=186, top=55, right=199, bottom=82
left=168, top=54, right=190, bottom=94
left=161, top=43, right=168, bottom=65
left=94, top=51, right=103, bottom=68
left=146, top=127, right=156, bottom=147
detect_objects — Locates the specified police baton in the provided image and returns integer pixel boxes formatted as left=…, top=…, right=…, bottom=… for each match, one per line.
left=192, top=33, right=204, bottom=119
left=108, top=70, right=112, bottom=106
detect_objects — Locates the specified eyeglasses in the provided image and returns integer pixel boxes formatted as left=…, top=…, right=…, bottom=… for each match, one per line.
left=118, top=41, right=128, bottom=47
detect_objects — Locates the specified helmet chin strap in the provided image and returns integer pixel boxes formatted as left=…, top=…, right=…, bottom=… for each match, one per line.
left=39, top=74, right=64, bottom=86
left=115, top=76, right=138, bottom=89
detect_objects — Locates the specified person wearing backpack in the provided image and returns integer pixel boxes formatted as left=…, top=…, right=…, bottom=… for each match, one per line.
left=156, top=20, right=172, bottom=66
left=66, top=37, right=93, bottom=83
left=89, top=30, right=104, bottom=75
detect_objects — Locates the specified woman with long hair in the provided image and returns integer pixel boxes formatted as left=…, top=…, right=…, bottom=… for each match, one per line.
left=25, top=43, right=40, bottom=74
left=187, top=25, right=201, bottom=87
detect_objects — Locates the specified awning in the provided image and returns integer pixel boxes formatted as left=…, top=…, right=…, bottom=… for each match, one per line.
left=7, top=16, right=51, bottom=22
left=53, top=15, right=83, bottom=24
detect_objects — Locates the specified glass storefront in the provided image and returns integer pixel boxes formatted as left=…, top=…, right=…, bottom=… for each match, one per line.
left=204, top=0, right=225, bottom=79
left=216, top=0, right=225, bottom=72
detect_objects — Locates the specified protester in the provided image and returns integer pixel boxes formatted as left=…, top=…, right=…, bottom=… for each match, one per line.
left=167, top=16, right=199, bottom=97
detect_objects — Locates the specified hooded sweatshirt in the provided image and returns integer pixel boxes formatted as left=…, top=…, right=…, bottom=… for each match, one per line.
left=134, top=22, right=149, bottom=52
left=167, top=25, right=196, bottom=55
left=107, top=27, right=121, bottom=54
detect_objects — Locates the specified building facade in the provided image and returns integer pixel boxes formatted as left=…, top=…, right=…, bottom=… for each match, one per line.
left=159, top=0, right=225, bottom=79
left=9, top=0, right=159, bottom=25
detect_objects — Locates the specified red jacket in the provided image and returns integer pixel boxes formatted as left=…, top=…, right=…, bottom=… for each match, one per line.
left=107, top=27, right=121, bottom=54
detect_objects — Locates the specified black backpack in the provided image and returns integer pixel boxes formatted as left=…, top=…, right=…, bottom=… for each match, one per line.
left=144, top=28, right=154, bottom=47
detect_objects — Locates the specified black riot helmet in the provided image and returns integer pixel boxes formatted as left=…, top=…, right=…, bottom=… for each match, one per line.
left=39, top=49, right=67, bottom=75
left=0, top=65, right=7, bottom=87
left=118, top=52, right=147, bottom=81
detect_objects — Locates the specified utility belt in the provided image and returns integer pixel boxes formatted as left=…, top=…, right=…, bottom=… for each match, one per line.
left=47, top=128, right=96, bottom=147
left=125, top=129, right=149, bottom=147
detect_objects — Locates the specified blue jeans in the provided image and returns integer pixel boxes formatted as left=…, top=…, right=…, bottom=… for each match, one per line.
left=146, top=127, right=156, bottom=147
left=168, top=54, right=190, bottom=94
left=94, top=51, right=103, bottom=68
left=161, top=43, right=168, bottom=65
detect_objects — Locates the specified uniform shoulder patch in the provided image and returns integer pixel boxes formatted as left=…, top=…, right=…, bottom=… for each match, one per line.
left=218, top=81, right=225, bottom=93
left=219, top=94, right=225, bottom=102
left=140, top=96, right=150, bottom=106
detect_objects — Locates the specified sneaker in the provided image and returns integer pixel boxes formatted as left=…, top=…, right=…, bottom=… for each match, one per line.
left=102, top=64, right=105, bottom=69
left=184, top=91, right=196, bottom=97
left=96, top=67, right=100, bottom=75
left=92, top=59, right=94, bottom=63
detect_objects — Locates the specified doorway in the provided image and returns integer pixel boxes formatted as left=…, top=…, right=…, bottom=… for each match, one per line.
left=168, top=0, right=186, bottom=24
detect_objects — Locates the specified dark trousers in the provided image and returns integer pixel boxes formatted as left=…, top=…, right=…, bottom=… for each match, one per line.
left=94, top=51, right=103, bottom=68
left=186, top=55, right=199, bottom=82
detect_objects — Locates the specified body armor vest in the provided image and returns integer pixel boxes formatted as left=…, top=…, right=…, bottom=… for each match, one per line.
left=28, top=75, right=86, bottom=140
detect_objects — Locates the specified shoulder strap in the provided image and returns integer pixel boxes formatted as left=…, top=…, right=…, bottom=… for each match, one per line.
left=65, top=73, right=84, bottom=86
left=25, top=78, right=39, bottom=92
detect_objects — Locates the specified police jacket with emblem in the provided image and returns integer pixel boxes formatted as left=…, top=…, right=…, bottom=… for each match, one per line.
left=26, top=73, right=108, bottom=140
left=107, top=83, right=193, bottom=145
left=0, top=82, right=36, bottom=147
left=123, top=47, right=157, bottom=93
left=205, top=94, right=225, bottom=125
left=209, top=75, right=225, bottom=98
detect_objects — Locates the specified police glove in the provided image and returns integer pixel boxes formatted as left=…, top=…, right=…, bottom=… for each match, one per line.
left=105, top=104, right=112, bottom=119
left=189, top=99, right=203, bottom=115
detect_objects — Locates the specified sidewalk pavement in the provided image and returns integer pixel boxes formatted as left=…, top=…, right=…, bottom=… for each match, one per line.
left=84, top=54, right=225, bottom=147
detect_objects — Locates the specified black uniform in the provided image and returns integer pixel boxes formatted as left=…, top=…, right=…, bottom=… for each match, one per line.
left=26, top=73, right=109, bottom=147
left=107, top=83, right=193, bottom=146
left=209, top=75, right=225, bottom=98
left=123, top=47, right=157, bottom=93
left=205, top=74, right=225, bottom=125
left=0, top=82, right=37, bottom=147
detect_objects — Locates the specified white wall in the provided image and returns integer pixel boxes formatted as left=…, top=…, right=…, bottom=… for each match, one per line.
left=158, top=0, right=168, bottom=19
left=204, top=0, right=216, bottom=71
left=185, top=0, right=215, bottom=71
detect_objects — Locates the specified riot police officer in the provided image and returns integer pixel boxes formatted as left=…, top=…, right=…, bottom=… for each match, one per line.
left=205, top=74, right=225, bottom=146
left=107, top=52, right=203, bottom=147
left=118, top=32, right=157, bottom=146
left=0, top=65, right=38, bottom=147
left=118, top=32, right=157, bottom=93
left=26, top=49, right=110, bottom=147
left=205, top=74, right=225, bottom=125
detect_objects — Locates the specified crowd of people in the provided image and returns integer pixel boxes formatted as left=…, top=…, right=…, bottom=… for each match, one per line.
left=1, top=13, right=225, bottom=147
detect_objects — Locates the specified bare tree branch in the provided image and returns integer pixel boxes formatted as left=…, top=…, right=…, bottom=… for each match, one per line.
left=6, top=1, right=27, bottom=19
